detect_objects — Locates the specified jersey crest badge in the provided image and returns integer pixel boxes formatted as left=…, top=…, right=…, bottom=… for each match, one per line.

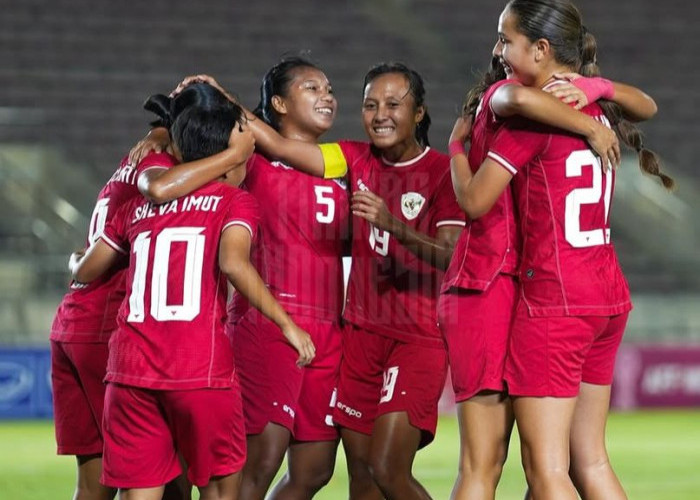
left=401, top=192, right=425, bottom=220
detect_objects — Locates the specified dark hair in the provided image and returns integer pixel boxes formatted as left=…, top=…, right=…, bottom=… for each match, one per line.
left=144, top=82, right=245, bottom=162
left=463, top=56, right=507, bottom=119
left=253, top=56, right=320, bottom=131
left=505, top=0, right=674, bottom=189
left=170, top=104, right=245, bottom=162
left=363, top=62, right=431, bottom=148
left=143, top=82, right=232, bottom=129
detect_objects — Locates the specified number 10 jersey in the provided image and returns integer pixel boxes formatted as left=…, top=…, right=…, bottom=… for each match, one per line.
left=101, top=183, right=260, bottom=390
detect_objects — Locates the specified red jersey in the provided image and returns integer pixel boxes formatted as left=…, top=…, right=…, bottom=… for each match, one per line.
left=442, top=79, right=520, bottom=293
left=101, top=183, right=260, bottom=390
left=338, top=141, right=466, bottom=348
left=488, top=101, right=632, bottom=317
left=50, top=153, right=177, bottom=343
left=230, top=153, right=349, bottom=322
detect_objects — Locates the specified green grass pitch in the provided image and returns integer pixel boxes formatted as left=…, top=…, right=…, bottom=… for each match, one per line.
left=1, top=410, right=699, bottom=499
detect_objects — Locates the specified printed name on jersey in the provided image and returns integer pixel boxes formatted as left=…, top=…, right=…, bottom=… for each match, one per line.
left=132, top=195, right=223, bottom=224
left=108, top=163, right=138, bottom=185
left=400, top=192, right=426, bottom=220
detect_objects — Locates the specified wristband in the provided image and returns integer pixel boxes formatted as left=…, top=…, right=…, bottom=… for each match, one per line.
left=448, top=140, right=467, bottom=158
left=572, top=76, right=614, bottom=102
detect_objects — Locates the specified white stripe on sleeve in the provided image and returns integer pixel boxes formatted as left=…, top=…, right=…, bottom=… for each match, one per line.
left=487, top=151, right=518, bottom=175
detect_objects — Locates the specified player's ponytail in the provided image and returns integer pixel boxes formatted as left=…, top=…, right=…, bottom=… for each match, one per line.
left=579, top=28, right=674, bottom=189
left=143, top=94, right=173, bottom=129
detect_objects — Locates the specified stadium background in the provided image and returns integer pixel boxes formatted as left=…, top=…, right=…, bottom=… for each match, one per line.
left=0, top=0, right=698, bottom=496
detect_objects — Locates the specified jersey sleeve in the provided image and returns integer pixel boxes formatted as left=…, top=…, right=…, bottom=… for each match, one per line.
left=135, top=151, right=178, bottom=176
left=432, top=169, right=467, bottom=229
left=100, top=201, right=132, bottom=254
left=321, top=140, right=368, bottom=179
left=487, top=119, right=548, bottom=175
left=222, top=189, right=261, bottom=240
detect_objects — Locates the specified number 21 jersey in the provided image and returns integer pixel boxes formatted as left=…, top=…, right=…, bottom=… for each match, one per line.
left=488, top=102, right=632, bottom=317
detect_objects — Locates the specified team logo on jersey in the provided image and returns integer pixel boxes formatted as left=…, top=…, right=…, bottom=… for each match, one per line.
left=400, top=192, right=425, bottom=220
left=333, top=178, right=347, bottom=190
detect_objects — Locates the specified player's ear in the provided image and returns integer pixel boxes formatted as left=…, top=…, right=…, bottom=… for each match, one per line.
left=271, top=95, right=287, bottom=116
left=414, top=105, right=425, bottom=125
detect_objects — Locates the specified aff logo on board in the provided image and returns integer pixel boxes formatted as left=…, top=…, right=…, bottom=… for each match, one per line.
left=401, top=192, right=425, bottom=220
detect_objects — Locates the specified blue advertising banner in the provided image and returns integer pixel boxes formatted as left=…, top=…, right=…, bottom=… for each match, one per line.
left=0, top=347, right=53, bottom=418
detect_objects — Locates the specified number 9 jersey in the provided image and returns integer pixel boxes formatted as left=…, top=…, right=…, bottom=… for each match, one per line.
left=487, top=101, right=632, bottom=318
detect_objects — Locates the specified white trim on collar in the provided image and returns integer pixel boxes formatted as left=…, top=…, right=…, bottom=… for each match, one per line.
left=381, top=147, right=431, bottom=167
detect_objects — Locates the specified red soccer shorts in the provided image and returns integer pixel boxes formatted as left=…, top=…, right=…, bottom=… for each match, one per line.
left=101, top=382, right=246, bottom=488
left=230, top=313, right=341, bottom=441
left=51, top=340, right=109, bottom=456
left=438, top=274, right=517, bottom=402
left=505, top=299, right=629, bottom=397
left=332, top=324, right=448, bottom=448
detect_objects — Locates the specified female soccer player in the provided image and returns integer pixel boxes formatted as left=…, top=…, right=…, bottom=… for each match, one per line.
left=447, top=1, right=673, bottom=499
left=440, top=41, right=660, bottom=500
left=130, top=57, right=348, bottom=500
left=71, top=89, right=315, bottom=500
left=185, top=63, right=466, bottom=500
left=229, top=57, right=348, bottom=500
left=49, top=83, right=254, bottom=500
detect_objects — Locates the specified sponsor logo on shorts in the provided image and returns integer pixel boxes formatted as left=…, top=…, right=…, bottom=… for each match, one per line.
left=336, top=401, right=362, bottom=419
left=282, top=404, right=296, bottom=419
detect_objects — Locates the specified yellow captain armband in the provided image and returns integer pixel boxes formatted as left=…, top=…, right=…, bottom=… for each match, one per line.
left=319, top=143, right=348, bottom=179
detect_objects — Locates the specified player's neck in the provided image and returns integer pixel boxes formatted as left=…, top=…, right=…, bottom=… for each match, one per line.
left=280, top=125, right=320, bottom=144
left=537, top=64, right=575, bottom=89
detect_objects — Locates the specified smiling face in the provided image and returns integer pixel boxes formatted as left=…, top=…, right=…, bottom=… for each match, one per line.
left=273, top=66, right=336, bottom=139
left=361, top=72, right=424, bottom=159
left=492, top=7, right=539, bottom=86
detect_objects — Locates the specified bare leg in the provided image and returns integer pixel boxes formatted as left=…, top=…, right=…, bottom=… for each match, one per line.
left=450, top=392, right=514, bottom=500
left=163, top=474, right=192, bottom=500
left=369, top=411, right=431, bottom=500
left=119, top=486, right=164, bottom=500
left=238, top=423, right=291, bottom=500
left=569, top=383, right=627, bottom=500
left=74, top=454, right=116, bottom=500
left=268, top=439, right=339, bottom=500
left=198, top=472, right=242, bottom=500
left=340, top=427, right=383, bottom=500
left=513, top=396, right=578, bottom=500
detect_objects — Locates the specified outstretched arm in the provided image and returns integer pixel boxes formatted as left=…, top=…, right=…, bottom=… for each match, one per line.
left=174, top=74, right=331, bottom=178
left=491, top=83, right=620, bottom=170
left=547, top=73, right=657, bottom=122
left=219, top=225, right=315, bottom=366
